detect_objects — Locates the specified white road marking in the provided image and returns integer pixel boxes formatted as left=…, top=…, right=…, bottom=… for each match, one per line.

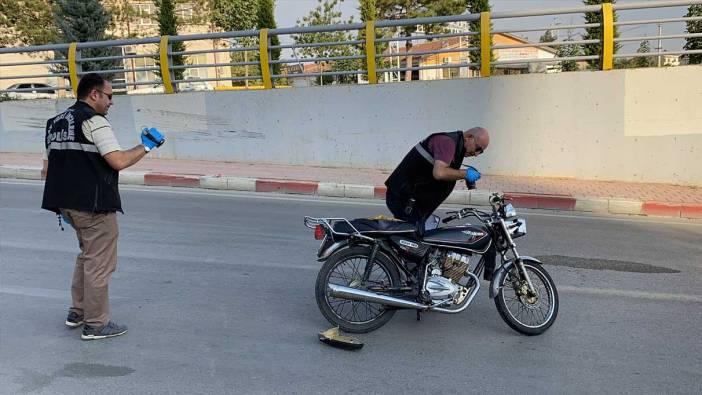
left=559, top=285, right=702, bottom=303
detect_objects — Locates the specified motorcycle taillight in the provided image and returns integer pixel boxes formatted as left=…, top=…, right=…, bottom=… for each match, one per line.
left=314, top=225, right=325, bottom=240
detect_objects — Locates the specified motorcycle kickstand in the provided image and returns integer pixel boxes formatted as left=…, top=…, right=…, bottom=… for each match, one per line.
left=416, top=310, right=421, bottom=321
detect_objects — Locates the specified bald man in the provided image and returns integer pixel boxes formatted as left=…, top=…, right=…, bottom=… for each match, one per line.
left=385, top=127, right=490, bottom=225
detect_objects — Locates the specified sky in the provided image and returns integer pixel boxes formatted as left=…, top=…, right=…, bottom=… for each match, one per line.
left=274, top=0, right=695, bottom=53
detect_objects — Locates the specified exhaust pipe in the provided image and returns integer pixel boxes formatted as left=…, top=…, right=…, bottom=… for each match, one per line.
left=328, top=283, right=429, bottom=310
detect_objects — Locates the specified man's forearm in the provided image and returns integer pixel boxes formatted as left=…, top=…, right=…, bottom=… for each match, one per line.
left=104, top=145, right=148, bottom=171
left=434, top=166, right=467, bottom=181
left=121, top=144, right=148, bottom=168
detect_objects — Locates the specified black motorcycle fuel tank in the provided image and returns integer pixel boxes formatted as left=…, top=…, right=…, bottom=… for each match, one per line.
left=422, top=225, right=491, bottom=253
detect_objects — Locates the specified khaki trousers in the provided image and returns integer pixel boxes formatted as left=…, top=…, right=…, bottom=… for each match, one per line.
left=60, top=209, right=118, bottom=327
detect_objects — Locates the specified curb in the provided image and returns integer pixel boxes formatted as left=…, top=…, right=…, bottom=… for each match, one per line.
left=2, top=165, right=700, bottom=220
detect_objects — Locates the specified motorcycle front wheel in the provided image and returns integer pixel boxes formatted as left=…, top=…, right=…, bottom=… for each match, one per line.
left=494, top=261, right=559, bottom=336
left=315, top=245, right=401, bottom=334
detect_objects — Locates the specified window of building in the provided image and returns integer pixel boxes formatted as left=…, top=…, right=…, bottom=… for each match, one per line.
left=184, top=54, right=209, bottom=79
left=133, top=56, right=157, bottom=83
left=176, top=3, right=194, bottom=23
left=442, top=58, right=460, bottom=79
left=135, top=2, right=156, bottom=27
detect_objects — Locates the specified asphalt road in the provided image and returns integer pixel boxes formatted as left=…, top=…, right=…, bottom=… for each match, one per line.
left=1, top=180, right=701, bottom=394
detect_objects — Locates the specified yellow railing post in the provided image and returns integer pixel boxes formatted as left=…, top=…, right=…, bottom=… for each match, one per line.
left=365, top=21, right=378, bottom=84
left=601, top=2, right=614, bottom=70
left=67, top=42, right=79, bottom=95
left=259, top=29, right=273, bottom=89
left=480, top=11, right=491, bottom=77
left=159, top=36, right=175, bottom=93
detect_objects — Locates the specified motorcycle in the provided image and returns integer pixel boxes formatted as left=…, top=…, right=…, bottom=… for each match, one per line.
left=304, top=193, right=558, bottom=335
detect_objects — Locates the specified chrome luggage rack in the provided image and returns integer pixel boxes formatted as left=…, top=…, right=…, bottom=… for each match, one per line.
left=304, top=216, right=372, bottom=239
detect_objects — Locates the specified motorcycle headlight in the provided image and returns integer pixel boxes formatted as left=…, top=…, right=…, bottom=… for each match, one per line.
left=504, top=203, right=517, bottom=219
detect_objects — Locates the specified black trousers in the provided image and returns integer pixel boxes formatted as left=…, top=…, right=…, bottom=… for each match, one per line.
left=386, top=192, right=420, bottom=223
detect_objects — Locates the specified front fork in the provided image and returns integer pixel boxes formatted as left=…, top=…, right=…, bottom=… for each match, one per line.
left=498, top=219, right=537, bottom=296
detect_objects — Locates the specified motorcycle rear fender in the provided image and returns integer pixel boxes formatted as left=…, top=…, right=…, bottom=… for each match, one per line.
left=318, top=239, right=350, bottom=261
left=489, top=256, right=543, bottom=299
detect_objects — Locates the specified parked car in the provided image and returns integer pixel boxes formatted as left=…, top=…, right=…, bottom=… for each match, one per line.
left=126, top=84, right=165, bottom=95
left=179, top=77, right=213, bottom=92
left=5, top=83, right=57, bottom=99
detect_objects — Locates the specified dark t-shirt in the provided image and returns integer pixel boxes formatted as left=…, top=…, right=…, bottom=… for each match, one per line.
left=427, top=134, right=456, bottom=164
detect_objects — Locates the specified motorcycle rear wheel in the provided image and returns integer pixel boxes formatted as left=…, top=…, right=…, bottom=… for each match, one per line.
left=315, top=245, right=401, bottom=334
left=494, top=261, right=559, bottom=336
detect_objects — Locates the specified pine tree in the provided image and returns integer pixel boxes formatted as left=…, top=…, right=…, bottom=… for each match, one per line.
left=558, top=29, right=581, bottom=72
left=632, top=40, right=653, bottom=68
left=52, top=0, right=122, bottom=77
left=154, top=0, right=186, bottom=82
left=684, top=5, right=702, bottom=64
left=582, top=0, right=621, bottom=70
left=257, top=0, right=281, bottom=76
left=539, top=29, right=557, bottom=43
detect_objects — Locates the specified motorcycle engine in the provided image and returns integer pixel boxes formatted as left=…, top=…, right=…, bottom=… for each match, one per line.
left=442, top=251, right=471, bottom=283
left=426, top=271, right=460, bottom=301
left=425, top=251, right=472, bottom=302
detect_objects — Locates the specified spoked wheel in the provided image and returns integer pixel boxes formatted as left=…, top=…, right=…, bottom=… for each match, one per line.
left=315, top=245, right=400, bottom=333
left=494, top=260, right=559, bottom=335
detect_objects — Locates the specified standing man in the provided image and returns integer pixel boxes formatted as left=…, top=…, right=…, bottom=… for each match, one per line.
left=385, top=127, right=490, bottom=224
left=42, top=73, right=164, bottom=340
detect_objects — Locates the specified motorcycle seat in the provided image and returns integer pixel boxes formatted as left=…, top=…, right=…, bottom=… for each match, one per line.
left=332, top=218, right=416, bottom=234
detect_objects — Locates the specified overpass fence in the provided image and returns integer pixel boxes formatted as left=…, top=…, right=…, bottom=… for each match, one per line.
left=1, top=0, right=701, bottom=97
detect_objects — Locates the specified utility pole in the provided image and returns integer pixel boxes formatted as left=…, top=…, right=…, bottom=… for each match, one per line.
left=657, top=23, right=663, bottom=67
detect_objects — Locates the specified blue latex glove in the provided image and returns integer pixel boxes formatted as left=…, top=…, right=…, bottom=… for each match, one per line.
left=141, top=127, right=165, bottom=152
left=465, top=166, right=481, bottom=183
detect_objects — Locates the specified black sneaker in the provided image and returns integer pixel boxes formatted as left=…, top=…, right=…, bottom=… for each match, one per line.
left=65, top=311, right=84, bottom=328
left=81, top=321, right=128, bottom=340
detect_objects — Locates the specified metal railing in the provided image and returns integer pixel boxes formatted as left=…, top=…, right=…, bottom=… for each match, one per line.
left=0, top=0, right=700, bottom=98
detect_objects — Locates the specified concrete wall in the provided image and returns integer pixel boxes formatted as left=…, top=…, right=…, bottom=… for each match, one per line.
left=1, top=66, right=700, bottom=185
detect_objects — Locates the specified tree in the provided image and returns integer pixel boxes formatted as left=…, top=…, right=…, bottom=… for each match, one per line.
left=257, top=0, right=281, bottom=76
left=373, top=1, right=466, bottom=80
left=558, top=29, right=581, bottom=72
left=359, top=0, right=377, bottom=25
left=0, top=0, right=58, bottom=47
left=358, top=0, right=391, bottom=81
left=211, top=0, right=259, bottom=31
left=52, top=0, right=122, bottom=77
left=582, top=0, right=621, bottom=70
left=539, top=29, right=557, bottom=43
left=466, top=0, right=493, bottom=72
left=294, top=0, right=360, bottom=85
left=105, top=0, right=144, bottom=39
left=684, top=5, right=702, bottom=64
left=632, top=40, right=653, bottom=68
left=211, top=0, right=260, bottom=84
left=154, top=0, right=186, bottom=83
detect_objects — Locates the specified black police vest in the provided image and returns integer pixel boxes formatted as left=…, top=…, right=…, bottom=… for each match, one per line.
left=385, top=131, right=465, bottom=218
left=41, top=101, right=122, bottom=213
